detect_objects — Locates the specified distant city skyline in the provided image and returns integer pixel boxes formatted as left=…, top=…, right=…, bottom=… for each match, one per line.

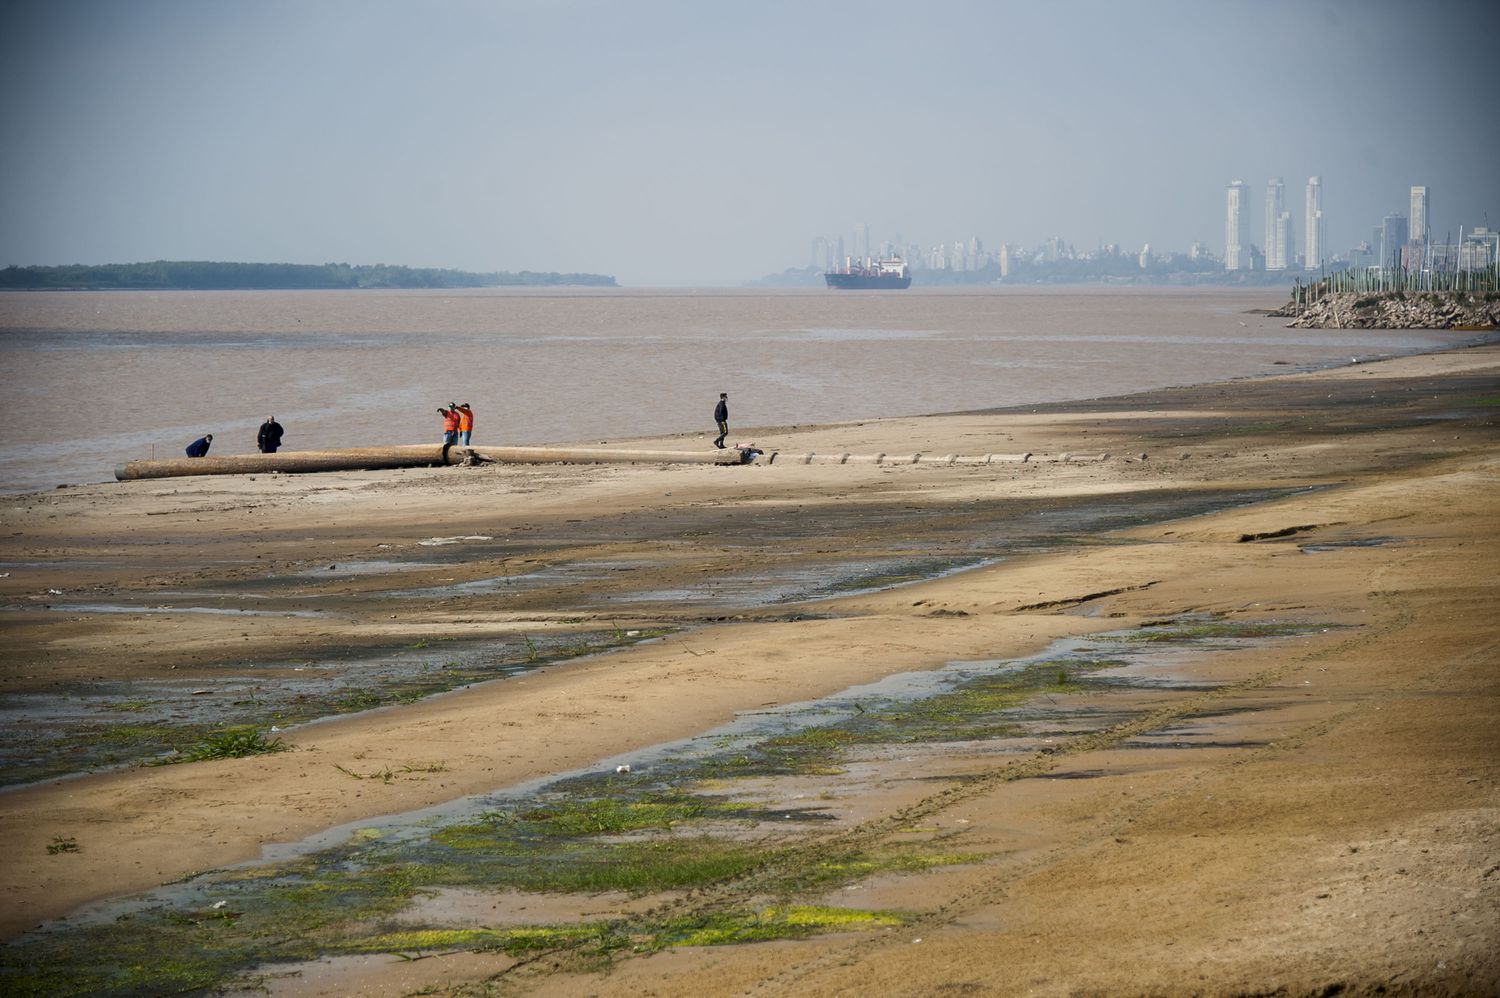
left=793, top=170, right=1494, bottom=283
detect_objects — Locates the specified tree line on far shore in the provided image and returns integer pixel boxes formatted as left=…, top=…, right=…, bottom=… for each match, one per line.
left=0, top=261, right=618, bottom=290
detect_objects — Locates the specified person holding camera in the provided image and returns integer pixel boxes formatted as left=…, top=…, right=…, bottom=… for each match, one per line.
left=439, top=406, right=460, bottom=446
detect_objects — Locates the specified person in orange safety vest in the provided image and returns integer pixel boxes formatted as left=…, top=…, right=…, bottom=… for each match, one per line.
left=439, top=406, right=460, bottom=446
left=452, top=402, right=474, bottom=446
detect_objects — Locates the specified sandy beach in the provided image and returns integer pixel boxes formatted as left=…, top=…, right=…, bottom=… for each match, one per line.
left=1, top=344, right=1497, bottom=995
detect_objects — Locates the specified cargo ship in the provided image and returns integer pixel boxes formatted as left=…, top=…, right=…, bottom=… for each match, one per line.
left=824, top=256, right=912, bottom=290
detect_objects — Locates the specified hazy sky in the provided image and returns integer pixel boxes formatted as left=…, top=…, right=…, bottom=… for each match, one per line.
left=2, top=0, right=1496, bottom=285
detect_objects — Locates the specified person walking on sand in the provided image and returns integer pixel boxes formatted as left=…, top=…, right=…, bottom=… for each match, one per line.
left=185, top=434, right=213, bottom=458
left=439, top=406, right=460, bottom=446
left=256, top=415, right=284, bottom=454
left=713, top=392, right=729, bottom=449
left=453, top=402, right=474, bottom=446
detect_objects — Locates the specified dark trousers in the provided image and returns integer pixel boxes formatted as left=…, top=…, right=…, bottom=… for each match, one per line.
left=714, top=420, right=728, bottom=448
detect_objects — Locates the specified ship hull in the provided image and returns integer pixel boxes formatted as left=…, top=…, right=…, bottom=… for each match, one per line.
left=824, top=273, right=912, bottom=290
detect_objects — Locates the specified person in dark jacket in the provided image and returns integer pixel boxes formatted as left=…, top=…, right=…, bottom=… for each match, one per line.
left=257, top=416, right=284, bottom=454
left=713, top=393, right=729, bottom=449
left=185, top=434, right=213, bottom=458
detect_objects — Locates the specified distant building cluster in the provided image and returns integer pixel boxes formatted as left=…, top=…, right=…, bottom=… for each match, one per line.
left=805, top=229, right=1217, bottom=283
left=1224, top=177, right=1495, bottom=276
left=792, top=181, right=1494, bottom=287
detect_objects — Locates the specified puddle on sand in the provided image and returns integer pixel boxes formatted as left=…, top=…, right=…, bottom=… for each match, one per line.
left=1300, top=536, right=1403, bottom=553
left=391, top=558, right=655, bottom=599
left=606, top=556, right=994, bottom=609
left=388, top=555, right=991, bottom=610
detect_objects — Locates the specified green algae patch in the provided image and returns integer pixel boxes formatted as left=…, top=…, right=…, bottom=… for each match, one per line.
left=413, top=833, right=774, bottom=895
left=433, top=790, right=759, bottom=849
left=79, top=721, right=196, bottom=754
left=810, top=849, right=984, bottom=883
left=769, top=657, right=1119, bottom=760
left=328, top=924, right=603, bottom=957
left=665, top=905, right=903, bottom=947
left=756, top=841, right=986, bottom=896
left=684, top=656, right=1130, bottom=784
left=0, top=889, right=390, bottom=996
left=320, top=905, right=904, bottom=969
left=457, top=792, right=749, bottom=839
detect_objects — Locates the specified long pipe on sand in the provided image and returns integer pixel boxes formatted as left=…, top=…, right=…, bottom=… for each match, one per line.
left=114, top=445, right=753, bottom=481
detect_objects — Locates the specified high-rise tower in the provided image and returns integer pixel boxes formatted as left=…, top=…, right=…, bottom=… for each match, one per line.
left=1381, top=214, right=1409, bottom=270
left=1408, top=186, right=1429, bottom=269
left=1275, top=212, right=1294, bottom=272
left=1265, top=178, right=1286, bottom=270
left=1304, top=177, right=1324, bottom=270
left=1409, top=186, right=1429, bottom=243
left=1225, top=180, right=1249, bottom=271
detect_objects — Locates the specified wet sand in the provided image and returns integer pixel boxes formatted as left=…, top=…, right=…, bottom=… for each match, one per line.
left=1, top=345, right=1497, bottom=993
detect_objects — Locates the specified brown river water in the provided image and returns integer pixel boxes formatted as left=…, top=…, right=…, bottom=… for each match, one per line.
left=0, top=286, right=1459, bottom=494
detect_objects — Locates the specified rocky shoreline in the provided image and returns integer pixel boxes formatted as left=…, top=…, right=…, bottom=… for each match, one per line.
left=1272, top=289, right=1500, bottom=329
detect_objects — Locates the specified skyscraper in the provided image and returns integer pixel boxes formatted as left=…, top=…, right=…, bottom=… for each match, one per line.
left=1225, top=180, right=1249, bottom=270
left=1408, top=186, right=1429, bottom=269
left=1304, top=176, right=1324, bottom=270
left=1381, top=214, right=1409, bottom=270
left=1409, top=186, right=1429, bottom=243
left=1265, top=178, right=1286, bottom=270
left=1275, top=212, right=1294, bottom=272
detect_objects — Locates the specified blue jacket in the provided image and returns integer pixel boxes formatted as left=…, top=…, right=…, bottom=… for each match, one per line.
left=185, top=436, right=212, bottom=458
